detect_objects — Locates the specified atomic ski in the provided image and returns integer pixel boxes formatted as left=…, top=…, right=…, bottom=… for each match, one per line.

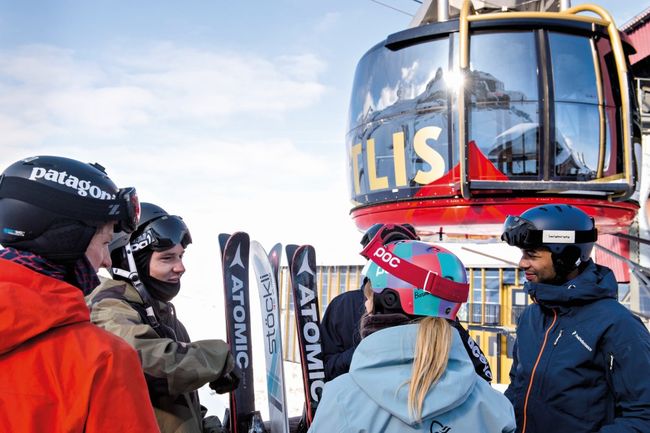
left=286, top=245, right=325, bottom=429
left=251, top=241, right=290, bottom=433
left=219, top=232, right=264, bottom=433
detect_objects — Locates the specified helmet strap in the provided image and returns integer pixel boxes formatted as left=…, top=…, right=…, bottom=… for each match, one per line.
left=112, top=242, right=162, bottom=330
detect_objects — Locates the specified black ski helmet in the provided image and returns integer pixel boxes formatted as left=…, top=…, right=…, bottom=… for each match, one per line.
left=360, top=223, right=419, bottom=247
left=501, top=204, right=597, bottom=276
left=0, top=155, right=140, bottom=263
left=109, top=202, right=192, bottom=273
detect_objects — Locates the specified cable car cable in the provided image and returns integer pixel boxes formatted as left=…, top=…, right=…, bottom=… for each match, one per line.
left=612, top=232, right=650, bottom=247
left=368, top=0, right=414, bottom=17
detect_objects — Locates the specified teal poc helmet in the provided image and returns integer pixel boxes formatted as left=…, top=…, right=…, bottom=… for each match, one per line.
left=502, top=204, right=597, bottom=276
left=361, top=234, right=469, bottom=320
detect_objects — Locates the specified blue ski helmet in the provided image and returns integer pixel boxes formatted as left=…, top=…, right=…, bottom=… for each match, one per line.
left=502, top=204, right=597, bottom=275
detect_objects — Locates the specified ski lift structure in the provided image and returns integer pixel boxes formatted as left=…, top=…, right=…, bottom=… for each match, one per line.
left=347, top=0, right=644, bottom=240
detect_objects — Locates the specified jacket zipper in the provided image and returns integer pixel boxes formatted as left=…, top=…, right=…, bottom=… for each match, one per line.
left=522, top=309, right=557, bottom=433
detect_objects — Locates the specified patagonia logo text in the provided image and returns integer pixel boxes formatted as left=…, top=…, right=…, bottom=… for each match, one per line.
left=28, top=167, right=115, bottom=199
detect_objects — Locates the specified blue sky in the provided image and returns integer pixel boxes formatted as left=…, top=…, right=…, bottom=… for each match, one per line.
left=0, top=0, right=647, bottom=416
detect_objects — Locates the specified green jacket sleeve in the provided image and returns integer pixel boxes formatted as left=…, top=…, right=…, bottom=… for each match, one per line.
left=89, top=295, right=233, bottom=396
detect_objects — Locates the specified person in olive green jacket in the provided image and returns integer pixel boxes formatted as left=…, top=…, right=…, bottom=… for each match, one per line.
left=87, top=203, right=239, bottom=433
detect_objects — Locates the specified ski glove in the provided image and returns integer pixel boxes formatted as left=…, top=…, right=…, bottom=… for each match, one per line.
left=209, top=365, right=241, bottom=394
left=202, top=415, right=224, bottom=433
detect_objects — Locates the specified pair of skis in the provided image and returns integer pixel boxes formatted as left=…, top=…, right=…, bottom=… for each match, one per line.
left=219, top=233, right=324, bottom=433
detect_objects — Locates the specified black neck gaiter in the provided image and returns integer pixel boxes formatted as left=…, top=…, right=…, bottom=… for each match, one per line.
left=134, top=249, right=181, bottom=302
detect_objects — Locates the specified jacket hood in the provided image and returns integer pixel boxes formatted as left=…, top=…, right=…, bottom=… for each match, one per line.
left=348, top=323, right=477, bottom=426
left=526, top=260, right=618, bottom=306
left=0, top=259, right=89, bottom=355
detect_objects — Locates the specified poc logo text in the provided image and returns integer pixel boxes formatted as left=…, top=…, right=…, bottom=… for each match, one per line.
left=373, top=247, right=401, bottom=268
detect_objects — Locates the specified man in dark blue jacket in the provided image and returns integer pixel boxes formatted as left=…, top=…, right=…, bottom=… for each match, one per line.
left=502, top=204, right=650, bottom=433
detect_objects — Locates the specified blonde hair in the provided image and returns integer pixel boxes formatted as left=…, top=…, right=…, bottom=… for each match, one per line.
left=408, top=317, right=452, bottom=421
left=362, top=280, right=453, bottom=421
left=363, top=279, right=373, bottom=309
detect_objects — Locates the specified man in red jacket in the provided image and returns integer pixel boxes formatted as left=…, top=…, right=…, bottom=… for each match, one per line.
left=0, top=155, right=160, bottom=433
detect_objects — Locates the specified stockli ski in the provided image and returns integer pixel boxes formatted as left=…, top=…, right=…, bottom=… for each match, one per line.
left=287, top=244, right=324, bottom=427
left=219, top=233, right=263, bottom=433
left=251, top=241, right=290, bottom=433
left=267, top=243, right=282, bottom=302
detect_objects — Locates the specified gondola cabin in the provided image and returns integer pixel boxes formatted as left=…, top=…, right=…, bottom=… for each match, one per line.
left=347, top=0, right=641, bottom=239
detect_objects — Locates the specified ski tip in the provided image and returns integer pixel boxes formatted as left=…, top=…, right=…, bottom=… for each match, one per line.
left=218, top=233, right=231, bottom=254
left=285, top=244, right=299, bottom=267
left=250, top=240, right=267, bottom=255
left=229, top=231, right=250, bottom=241
left=269, top=243, right=282, bottom=258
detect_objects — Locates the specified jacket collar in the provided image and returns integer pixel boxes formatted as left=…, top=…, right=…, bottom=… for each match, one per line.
left=526, top=260, right=617, bottom=308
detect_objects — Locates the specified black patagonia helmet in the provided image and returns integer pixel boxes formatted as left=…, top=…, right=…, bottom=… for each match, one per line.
left=0, top=155, right=139, bottom=263
left=110, top=202, right=192, bottom=273
left=502, top=204, right=597, bottom=275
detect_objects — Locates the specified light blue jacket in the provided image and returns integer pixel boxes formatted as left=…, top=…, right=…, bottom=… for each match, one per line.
left=308, top=324, right=515, bottom=433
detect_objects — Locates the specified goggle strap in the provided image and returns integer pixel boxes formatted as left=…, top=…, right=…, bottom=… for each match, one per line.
left=130, top=229, right=154, bottom=252
left=360, top=234, right=468, bottom=303
left=526, top=229, right=597, bottom=244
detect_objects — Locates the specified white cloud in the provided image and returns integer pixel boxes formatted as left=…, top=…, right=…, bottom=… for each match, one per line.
left=0, top=42, right=327, bottom=143
left=114, top=43, right=327, bottom=119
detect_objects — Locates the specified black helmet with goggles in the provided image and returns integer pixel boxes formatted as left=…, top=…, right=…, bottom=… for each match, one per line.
left=0, top=155, right=140, bottom=262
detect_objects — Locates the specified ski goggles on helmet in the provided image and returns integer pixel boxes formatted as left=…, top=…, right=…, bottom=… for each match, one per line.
left=130, top=215, right=192, bottom=252
left=360, top=223, right=419, bottom=248
left=501, top=216, right=539, bottom=248
left=501, top=215, right=597, bottom=248
left=114, top=187, right=141, bottom=234
left=360, top=226, right=468, bottom=303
